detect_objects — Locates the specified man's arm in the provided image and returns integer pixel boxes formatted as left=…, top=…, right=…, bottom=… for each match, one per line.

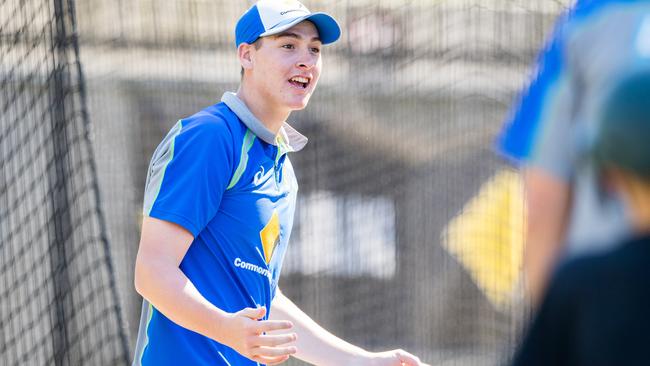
left=269, top=290, right=429, bottom=366
left=134, top=216, right=297, bottom=365
left=522, top=167, right=571, bottom=305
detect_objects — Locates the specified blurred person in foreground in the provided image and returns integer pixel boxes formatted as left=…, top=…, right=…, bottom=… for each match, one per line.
left=132, top=1, right=427, bottom=365
left=512, top=70, right=650, bottom=366
left=496, top=0, right=650, bottom=305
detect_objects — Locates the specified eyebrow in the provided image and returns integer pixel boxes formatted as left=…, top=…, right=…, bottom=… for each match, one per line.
left=273, top=31, right=321, bottom=43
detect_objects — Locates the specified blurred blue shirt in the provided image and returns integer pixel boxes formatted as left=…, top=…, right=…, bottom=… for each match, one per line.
left=496, top=0, right=650, bottom=254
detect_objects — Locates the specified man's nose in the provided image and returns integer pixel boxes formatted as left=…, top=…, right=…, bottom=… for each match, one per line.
left=296, top=51, right=317, bottom=69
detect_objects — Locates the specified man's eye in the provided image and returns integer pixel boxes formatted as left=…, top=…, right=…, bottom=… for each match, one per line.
left=282, top=44, right=294, bottom=49
left=311, top=48, right=321, bottom=54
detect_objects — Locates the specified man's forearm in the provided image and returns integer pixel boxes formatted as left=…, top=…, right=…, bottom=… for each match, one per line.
left=135, top=218, right=298, bottom=364
left=134, top=259, right=230, bottom=342
left=269, top=291, right=369, bottom=365
left=523, top=167, right=571, bottom=305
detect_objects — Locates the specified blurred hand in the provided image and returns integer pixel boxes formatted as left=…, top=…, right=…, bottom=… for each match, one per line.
left=365, top=349, right=430, bottom=366
left=219, top=306, right=297, bottom=365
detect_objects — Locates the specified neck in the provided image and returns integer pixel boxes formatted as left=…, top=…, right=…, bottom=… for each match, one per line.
left=236, top=84, right=290, bottom=135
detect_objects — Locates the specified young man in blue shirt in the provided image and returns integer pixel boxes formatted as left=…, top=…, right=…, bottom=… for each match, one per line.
left=133, top=1, right=428, bottom=365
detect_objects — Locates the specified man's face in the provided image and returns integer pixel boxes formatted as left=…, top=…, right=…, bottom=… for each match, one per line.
left=246, top=21, right=322, bottom=112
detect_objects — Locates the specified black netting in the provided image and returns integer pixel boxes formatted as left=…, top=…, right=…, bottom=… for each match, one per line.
left=1, top=0, right=129, bottom=365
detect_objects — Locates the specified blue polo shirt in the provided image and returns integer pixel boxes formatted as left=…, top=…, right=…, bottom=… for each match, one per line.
left=133, top=92, right=307, bottom=366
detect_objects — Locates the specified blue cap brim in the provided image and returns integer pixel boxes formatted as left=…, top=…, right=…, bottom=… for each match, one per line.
left=304, top=13, right=341, bottom=45
left=259, top=12, right=341, bottom=45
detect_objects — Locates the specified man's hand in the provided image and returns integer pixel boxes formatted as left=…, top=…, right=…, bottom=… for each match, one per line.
left=365, top=349, right=430, bottom=366
left=219, top=306, right=298, bottom=365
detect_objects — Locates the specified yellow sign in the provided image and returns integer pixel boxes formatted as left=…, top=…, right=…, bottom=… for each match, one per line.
left=442, top=169, right=525, bottom=309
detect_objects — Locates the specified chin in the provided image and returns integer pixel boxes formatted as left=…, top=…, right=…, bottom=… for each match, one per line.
left=287, top=97, right=311, bottom=111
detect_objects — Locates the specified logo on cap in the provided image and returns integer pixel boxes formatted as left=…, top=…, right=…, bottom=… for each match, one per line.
left=281, top=10, right=305, bottom=16
left=278, top=1, right=307, bottom=16
left=235, top=0, right=341, bottom=48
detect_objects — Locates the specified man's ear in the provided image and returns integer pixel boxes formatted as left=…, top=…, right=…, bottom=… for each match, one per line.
left=238, top=43, right=254, bottom=72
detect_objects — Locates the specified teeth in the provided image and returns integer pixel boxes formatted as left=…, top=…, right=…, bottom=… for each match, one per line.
left=290, top=76, right=309, bottom=84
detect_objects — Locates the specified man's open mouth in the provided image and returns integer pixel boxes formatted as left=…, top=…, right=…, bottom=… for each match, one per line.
left=289, top=76, right=310, bottom=89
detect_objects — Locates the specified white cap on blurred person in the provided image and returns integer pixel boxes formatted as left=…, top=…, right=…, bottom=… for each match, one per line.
left=235, top=0, right=341, bottom=47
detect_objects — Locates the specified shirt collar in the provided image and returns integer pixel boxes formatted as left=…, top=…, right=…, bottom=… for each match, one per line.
left=221, top=92, right=308, bottom=152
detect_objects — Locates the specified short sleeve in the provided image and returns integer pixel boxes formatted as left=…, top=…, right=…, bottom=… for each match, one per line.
left=498, top=11, right=587, bottom=183
left=143, top=117, right=235, bottom=237
left=496, top=12, right=568, bottom=164
left=527, top=64, right=579, bottom=181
